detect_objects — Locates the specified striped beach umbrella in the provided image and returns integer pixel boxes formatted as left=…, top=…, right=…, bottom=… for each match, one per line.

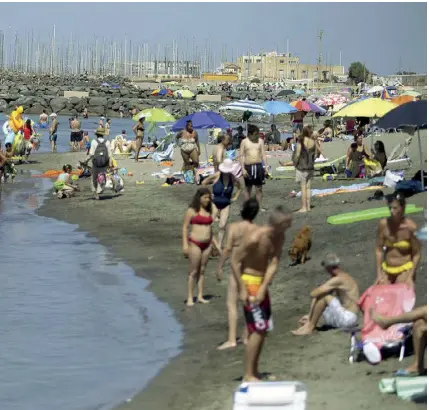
left=219, top=99, right=269, bottom=116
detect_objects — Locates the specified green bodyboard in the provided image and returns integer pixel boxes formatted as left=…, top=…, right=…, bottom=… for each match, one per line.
left=328, top=205, right=424, bottom=225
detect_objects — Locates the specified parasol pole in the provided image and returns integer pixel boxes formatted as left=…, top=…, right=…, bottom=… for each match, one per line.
left=417, top=127, right=425, bottom=188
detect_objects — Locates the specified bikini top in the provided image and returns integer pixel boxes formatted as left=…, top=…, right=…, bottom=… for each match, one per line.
left=190, top=213, right=213, bottom=225
left=385, top=239, right=411, bottom=250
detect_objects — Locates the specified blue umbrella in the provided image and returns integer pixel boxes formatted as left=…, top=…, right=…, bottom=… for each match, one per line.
left=263, top=101, right=297, bottom=115
left=171, top=111, right=229, bottom=132
left=294, top=89, right=305, bottom=95
left=375, top=100, right=427, bottom=186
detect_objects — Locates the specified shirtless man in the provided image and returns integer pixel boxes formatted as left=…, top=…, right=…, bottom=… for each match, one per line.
left=370, top=305, right=427, bottom=376
left=70, top=116, right=82, bottom=151
left=49, top=113, right=58, bottom=153
left=39, top=110, right=49, bottom=128
left=240, top=124, right=268, bottom=209
left=291, top=109, right=306, bottom=134
left=232, top=206, right=292, bottom=381
left=292, top=253, right=359, bottom=335
left=216, top=198, right=260, bottom=350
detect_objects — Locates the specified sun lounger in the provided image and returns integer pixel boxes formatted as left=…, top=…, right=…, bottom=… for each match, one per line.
left=153, top=143, right=175, bottom=162
left=346, top=284, right=415, bottom=364
left=387, top=137, right=413, bottom=169
left=276, top=155, right=347, bottom=173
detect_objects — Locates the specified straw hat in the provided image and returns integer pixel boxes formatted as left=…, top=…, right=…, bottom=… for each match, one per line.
left=219, top=158, right=235, bottom=174
left=321, top=253, right=340, bottom=268
left=95, top=127, right=106, bottom=136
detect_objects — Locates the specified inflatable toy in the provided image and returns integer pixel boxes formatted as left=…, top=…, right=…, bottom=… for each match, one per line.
left=327, top=205, right=424, bottom=225
left=9, top=106, right=24, bottom=133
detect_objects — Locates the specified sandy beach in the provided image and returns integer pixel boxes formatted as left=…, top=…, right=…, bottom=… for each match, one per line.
left=15, top=130, right=427, bottom=410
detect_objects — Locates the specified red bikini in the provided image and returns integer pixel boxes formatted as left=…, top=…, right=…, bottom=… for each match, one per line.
left=189, top=213, right=213, bottom=251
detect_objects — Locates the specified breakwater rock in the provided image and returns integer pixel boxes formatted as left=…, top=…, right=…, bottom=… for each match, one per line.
left=0, top=72, right=279, bottom=121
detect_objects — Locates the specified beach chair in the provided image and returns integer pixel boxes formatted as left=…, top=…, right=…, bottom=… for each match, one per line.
left=387, top=137, right=413, bottom=169
left=347, top=284, right=415, bottom=364
left=153, top=143, right=175, bottom=162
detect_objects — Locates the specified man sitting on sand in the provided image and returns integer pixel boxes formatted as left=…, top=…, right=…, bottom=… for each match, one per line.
left=232, top=206, right=292, bottom=381
left=240, top=124, right=268, bottom=210
left=292, top=253, right=359, bottom=335
left=370, top=305, right=427, bottom=376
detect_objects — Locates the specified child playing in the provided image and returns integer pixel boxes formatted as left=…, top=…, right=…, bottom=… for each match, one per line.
left=83, top=131, right=91, bottom=155
left=2, top=143, right=17, bottom=183
left=54, top=164, right=79, bottom=199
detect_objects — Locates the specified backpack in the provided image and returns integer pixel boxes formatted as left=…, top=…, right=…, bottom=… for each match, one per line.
left=93, top=139, right=109, bottom=168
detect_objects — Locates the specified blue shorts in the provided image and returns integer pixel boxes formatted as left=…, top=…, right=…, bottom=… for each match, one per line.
left=49, top=134, right=57, bottom=142
left=292, top=122, right=303, bottom=132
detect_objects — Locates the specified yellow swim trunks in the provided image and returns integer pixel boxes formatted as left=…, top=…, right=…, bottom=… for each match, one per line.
left=382, top=261, right=414, bottom=275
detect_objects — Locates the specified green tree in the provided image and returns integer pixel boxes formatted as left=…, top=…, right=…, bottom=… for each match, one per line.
left=396, top=71, right=416, bottom=75
left=348, top=62, right=370, bottom=84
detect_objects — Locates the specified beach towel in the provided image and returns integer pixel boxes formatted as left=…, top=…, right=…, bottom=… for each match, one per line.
left=379, top=376, right=427, bottom=401
left=358, top=284, right=416, bottom=349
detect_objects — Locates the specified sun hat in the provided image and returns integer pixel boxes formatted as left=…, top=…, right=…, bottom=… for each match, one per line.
left=321, top=253, right=340, bottom=268
left=50, top=112, right=57, bottom=117
left=138, top=113, right=146, bottom=120
left=95, top=127, right=106, bottom=136
left=219, top=158, right=235, bottom=174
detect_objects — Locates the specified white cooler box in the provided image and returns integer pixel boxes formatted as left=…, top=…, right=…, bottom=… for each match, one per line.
left=233, top=381, right=307, bottom=410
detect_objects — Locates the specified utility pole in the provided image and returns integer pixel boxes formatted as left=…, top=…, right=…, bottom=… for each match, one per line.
left=317, top=29, right=323, bottom=85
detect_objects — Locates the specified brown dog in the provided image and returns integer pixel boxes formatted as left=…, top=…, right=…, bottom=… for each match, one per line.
left=288, top=225, right=312, bottom=265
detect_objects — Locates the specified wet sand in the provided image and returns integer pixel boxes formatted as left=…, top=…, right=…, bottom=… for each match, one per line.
left=18, top=132, right=427, bottom=410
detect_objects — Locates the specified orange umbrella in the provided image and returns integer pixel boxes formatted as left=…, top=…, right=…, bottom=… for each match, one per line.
left=391, top=95, right=415, bottom=106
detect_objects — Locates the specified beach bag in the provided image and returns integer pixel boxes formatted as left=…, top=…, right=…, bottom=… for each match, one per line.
left=93, top=140, right=109, bottom=168
left=112, top=174, right=124, bottom=192
left=384, top=170, right=403, bottom=188
left=97, top=172, right=107, bottom=186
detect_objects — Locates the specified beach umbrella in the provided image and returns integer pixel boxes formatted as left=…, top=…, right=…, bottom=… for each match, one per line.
left=294, top=89, right=305, bottom=95
left=401, top=90, right=422, bottom=98
left=375, top=100, right=427, bottom=186
left=172, top=111, right=230, bottom=162
left=380, top=88, right=393, bottom=100
left=171, top=111, right=229, bottom=132
left=132, top=108, right=175, bottom=123
left=366, top=85, right=384, bottom=94
left=219, top=99, right=268, bottom=116
left=332, top=98, right=396, bottom=119
left=151, top=89, right=161, bottom=96
left=174, top=89, right=195, bottom=99
left=276, top=89, right=296, bottom=97
left=291, top=100, right=326, bottom=114
left=263, top=101, right=297, bottom=115
left=391, top=95, right=416, bottom=106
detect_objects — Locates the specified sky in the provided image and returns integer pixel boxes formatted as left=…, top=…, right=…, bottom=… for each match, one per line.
left=0, top=2, right=426, bottom=75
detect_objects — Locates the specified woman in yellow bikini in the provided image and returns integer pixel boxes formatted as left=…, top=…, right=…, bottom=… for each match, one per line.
left=375, top=193, right=421, bottom=288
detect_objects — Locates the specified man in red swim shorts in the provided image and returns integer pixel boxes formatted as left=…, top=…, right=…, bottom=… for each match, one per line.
left=232, top=206, right=292, bottom=381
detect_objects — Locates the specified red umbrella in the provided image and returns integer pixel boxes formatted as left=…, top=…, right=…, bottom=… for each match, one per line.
left=291, top=100, right=326, bottom=113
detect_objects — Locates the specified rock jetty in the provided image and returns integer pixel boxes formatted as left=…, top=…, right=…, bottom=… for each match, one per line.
left=0, top=72, right=281, bottom=121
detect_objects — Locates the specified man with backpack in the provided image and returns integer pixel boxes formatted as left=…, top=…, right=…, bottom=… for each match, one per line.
left=89, top=127, right=112, bottom=200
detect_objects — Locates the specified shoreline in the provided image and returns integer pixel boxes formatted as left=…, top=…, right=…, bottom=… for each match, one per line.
left=21, top=146, right=427, bottom=410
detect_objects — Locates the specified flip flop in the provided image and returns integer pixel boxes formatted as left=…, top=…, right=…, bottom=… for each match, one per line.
left=393, top=369, right=420, bottom=377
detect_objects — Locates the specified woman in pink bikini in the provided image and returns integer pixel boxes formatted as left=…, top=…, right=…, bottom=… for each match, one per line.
left=182, top=187, right=220, bottom=306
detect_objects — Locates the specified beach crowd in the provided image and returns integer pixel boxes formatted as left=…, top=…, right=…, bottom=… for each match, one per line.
left=0, top=104, right=426, bottom=390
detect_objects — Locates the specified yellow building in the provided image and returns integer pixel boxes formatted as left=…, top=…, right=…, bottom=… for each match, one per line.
left=236, top=52, right=345, bottom=82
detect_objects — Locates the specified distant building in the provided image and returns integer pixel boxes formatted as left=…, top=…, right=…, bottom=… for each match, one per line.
left=235, top=51, right=345, bottom=81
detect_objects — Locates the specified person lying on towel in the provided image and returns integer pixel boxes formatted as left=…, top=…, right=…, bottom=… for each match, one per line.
left=292, top=253, right=360, bottom=335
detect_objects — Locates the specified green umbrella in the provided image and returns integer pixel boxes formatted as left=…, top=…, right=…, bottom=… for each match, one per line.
left=132, top=108, right=175, bottom=122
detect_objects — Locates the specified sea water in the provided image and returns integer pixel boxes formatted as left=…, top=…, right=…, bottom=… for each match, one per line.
left=0, top=177, right=183, bottom=410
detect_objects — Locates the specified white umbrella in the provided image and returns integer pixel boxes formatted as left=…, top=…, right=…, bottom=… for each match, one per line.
left=366, top=85, right=384, bottom=94
left=219, top=99, right=269, bottom=116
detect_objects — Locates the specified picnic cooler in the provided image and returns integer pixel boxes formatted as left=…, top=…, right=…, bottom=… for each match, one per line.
left=233, top=381, right=307, bottom=410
